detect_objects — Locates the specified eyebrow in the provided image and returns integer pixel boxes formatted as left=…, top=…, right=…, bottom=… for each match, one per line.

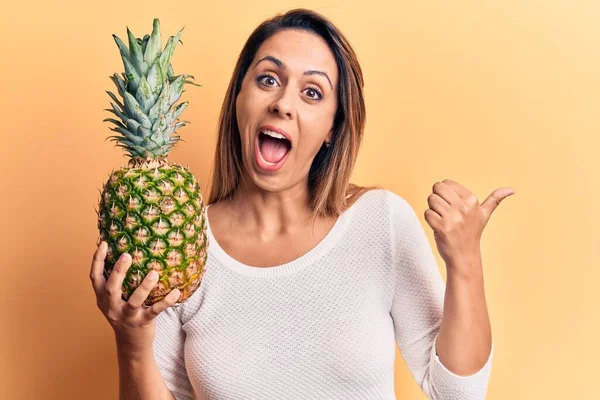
left=254, top=55, right=333, bottom=90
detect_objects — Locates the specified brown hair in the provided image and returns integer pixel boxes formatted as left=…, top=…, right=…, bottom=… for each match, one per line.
left=207, top=8, right=377, bottom=217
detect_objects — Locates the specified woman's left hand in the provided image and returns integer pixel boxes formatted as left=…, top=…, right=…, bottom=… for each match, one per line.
left=424, top=179, right=515, bottom=274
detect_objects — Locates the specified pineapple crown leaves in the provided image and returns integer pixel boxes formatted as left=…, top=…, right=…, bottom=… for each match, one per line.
left=103, top=18, right=201, bottom=159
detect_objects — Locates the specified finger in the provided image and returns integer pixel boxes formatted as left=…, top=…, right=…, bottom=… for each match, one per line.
left=442, top=179, right=474, bottom=200
left=427, top=193, right=450, bottom=216
left=480, top=187, right=515, bottom=221
left=424, top=208, right=443, bottom=231
left=144, top=288, right=182, bottom=321
left=123, top=270, right=160, bottom=315
left=90, top=241, right=108, bottom=296
left=105, top=252, right=132, bottom=304
left=433, top=181, right=462, bottom=206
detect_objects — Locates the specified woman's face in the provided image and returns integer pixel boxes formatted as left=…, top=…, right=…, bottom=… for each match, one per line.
left=235, top=29, right=339, bottom=194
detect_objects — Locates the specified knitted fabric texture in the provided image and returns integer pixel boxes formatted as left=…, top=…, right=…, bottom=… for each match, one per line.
left=153, top=189, right=494, bottom=399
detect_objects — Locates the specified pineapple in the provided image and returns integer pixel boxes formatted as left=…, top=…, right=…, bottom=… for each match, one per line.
left=96, top=18, right=207, bottom=307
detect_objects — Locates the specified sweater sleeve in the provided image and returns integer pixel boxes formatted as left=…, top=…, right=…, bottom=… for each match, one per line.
left=153, top=305, right=195, bottom=400
left=387, top=191, right=494, bottom=400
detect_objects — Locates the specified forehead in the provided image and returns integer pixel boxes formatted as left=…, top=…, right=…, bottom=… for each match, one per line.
left=253, top=29, right=338, bottom=83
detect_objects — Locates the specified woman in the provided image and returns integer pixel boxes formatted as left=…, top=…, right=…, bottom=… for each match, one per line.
left=91, top=8, right=514, bottom=400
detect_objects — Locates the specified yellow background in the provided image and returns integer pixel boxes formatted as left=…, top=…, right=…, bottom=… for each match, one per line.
left=1, top=0, right=598, bottom=399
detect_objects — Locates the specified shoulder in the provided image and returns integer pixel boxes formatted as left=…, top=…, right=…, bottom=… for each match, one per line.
left=354, top=188, right=415, bottom=216
left=384, top=190, right=418, bottom=218
left=205, top=198, right=235, bottom=238
left=346, top=188, right=419, bottom=228
left=366, top=189, right=423, bottom=236
left=383, top=191, right=430, bottom=251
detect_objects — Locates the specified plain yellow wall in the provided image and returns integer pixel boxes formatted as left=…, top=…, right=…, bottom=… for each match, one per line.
left=1, top=0, right=598, bottom=399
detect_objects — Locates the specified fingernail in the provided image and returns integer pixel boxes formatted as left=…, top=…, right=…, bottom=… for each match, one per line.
left=119, top=253, right=130, bottom=261
left=172, top=289, right=181, bottom=298
left=101, top=241, right=108, bottom=250
left=148, top=270, right=158, bottom=280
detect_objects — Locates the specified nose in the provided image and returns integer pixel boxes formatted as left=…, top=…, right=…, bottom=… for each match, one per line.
left=268, top=86, right=295, bottom=119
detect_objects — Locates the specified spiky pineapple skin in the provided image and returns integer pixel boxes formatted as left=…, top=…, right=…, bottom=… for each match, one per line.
left=97, top=159, right=208, bottom=306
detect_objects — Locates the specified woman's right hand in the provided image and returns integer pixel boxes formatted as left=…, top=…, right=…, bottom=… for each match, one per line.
left=90, top=241, right=182, bottom=353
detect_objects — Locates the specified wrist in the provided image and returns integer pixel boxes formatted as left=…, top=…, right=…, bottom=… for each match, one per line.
left=446, top=252, right=483, bottom=280
left=115, top=332, right=155, bottom=361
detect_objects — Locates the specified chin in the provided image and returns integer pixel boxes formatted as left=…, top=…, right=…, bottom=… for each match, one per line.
left=245, top=170, right=295, bottom=193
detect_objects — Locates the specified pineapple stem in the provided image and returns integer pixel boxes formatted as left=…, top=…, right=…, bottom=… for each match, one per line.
left=127, top=157, right=169, bottom=169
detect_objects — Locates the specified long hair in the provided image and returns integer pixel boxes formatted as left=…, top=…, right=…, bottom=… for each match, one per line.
left=208, top=8, right=377, bottom=217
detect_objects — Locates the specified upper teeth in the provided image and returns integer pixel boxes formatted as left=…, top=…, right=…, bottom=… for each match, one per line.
left=262, top=130, right=287, bottom=140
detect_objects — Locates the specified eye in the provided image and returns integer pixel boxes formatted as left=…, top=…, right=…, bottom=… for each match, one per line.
left=304, top=86, right=323, bottom=101
left=257, top=73, right=279, bottom=87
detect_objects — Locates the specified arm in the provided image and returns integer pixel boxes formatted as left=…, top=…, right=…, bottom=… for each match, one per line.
left=387, top=191, right=494, bottom=400
left=89, top=243, right=193, bottom=400
left=152, top=306, right=197, bottom=400
left=436, top=254, right=493, bottom=376
left=424, top=180, right=513, bottom=380
left=117, top=342, right=176, bottom=400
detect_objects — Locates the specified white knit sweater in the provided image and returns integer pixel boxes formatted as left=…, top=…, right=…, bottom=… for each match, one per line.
left=153, top=189, right=494, bottom=399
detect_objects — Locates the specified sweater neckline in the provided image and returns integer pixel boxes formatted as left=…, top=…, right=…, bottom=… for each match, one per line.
left=204, top=192, right=370, bottom=278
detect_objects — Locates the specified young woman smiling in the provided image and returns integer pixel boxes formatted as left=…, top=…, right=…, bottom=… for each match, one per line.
left=91, top=8, right=515, bottom=400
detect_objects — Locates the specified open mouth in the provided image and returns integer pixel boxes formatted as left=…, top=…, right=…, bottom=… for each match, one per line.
left=256, top=129, right=292, bottom=170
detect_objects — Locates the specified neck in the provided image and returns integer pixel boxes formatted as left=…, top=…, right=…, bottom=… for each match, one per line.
left=228, top=176, right=317, bottom=240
